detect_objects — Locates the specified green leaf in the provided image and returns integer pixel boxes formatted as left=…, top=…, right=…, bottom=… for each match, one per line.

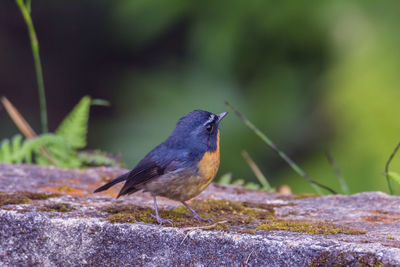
left=30, top=134, right=81, bottom=168
left=244, top=182, right=260, bottom=190
left=55, top=96, right=91, bottom=149
left=232, top=179, right=245, bottom=185
left=260, top=185, right=276, bottom=192
left=388, top=171, right=400, bottom=185
left=77, top=150, right=119, bottom=167
left=0, top=133, right=82, bottom=168
left=218, top=173, right=232, bottom=184
left=11, top=134, right=23, bottom=163
left=0, top=139, right=12, bottom=163
left=0, top=139, right=11, bottom=163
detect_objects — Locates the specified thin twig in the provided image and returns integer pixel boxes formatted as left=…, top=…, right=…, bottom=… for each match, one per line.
left=385, top=142, right=400, bottom=195
left=325, top=151, right=349, bottom=195
left=241, top=150, right=272, bottom=191
left=179, top=220, right=228, bottom=245
left=225, top=101, right=337, bottom=194
left=245, top=249, right=255, bottom=266
left=1, top=96, right=55, bottom=164
left=1, top=97, right=36, bottom=138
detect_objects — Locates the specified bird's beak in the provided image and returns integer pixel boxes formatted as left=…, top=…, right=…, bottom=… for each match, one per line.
left=217, top=112, right=228, bottom=122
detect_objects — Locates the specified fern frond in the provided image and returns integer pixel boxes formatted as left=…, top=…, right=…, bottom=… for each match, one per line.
left=11, top=134, right=23, bottom=163
left=23, top=134, right=80, bottom=168
left=1, top=95, right=115, bottom=168
left=0, top=138, right=12, bottom=163
left=77, top=150, right=119, bottom=167
left=0, top=134, right=81, bottom=168
left=55, top=96, right=91, bottom=149
left=0, top=134, right=28, bottom=163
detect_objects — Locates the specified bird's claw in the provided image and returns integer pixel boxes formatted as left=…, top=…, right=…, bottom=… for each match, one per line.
left=150, top=214, right=173, bottom=226
left=192, top=214, right=213, bottom=223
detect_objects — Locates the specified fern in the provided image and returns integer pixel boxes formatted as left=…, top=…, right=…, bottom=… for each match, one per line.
left=33, top=135, right=81, bottom=168
left=1, top=96, right=120, bottom=168
left=77, top=150, right=119, bottom=167
left=217, top=173, right=274, bottom=192
left=0, top=138, right=12, bottom=163
left=55, top=96, right=91, bottom=149
left=0, top=135, right=26, bottom=163
left=0, top=134, right=80, bottom=168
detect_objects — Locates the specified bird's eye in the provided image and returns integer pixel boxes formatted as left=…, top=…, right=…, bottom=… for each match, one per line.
left=206, top=124, right=213, bottom=132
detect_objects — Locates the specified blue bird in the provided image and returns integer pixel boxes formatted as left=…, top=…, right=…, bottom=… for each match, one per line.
left=94, top=110, right=227, bottom=225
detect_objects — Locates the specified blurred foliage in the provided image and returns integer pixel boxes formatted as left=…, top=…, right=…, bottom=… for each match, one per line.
left=388, top=172, right=400, bottom=187
left=218, top=173, right=274, bottom=192
left=0, top=96, right=118, bottom=168
left=0, top=133, right=80, bottom=167
left=2, top=1, right=400, bottom=193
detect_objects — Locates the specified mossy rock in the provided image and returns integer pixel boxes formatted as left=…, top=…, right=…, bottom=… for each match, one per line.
left=235, top=229, right=256, bottom=235
left=104, top=199, right=276, bottom=228
left=0, top=191, right=57, bottom=206
left=256, top=220, right=366, bottom=235
left=38, top=203, right=74, bottom=212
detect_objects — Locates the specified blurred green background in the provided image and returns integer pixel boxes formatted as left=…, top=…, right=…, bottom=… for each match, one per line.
left=1, top=0, right=400, bottom=194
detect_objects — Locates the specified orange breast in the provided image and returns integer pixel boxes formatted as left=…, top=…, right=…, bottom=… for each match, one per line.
left=197, top=131, right=220, bottom=187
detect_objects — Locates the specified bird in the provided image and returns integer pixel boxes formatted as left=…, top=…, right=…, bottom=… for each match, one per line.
left=94, top=110, right=227, bottom=225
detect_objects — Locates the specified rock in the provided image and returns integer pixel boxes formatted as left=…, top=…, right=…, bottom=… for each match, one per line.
left=0, top=163, right=400, bottom=266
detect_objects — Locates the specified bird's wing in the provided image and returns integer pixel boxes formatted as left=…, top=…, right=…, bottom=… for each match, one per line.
left=117, top=147, right=184, bottom=197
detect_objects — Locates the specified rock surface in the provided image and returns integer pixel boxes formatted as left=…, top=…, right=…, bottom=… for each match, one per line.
left=1, top=164, right=400, bottom=266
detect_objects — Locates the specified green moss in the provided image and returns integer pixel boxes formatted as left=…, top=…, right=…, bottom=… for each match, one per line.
left=235, top=229, right=256, bottom=235
left=104, top=204, right=190, bottom=225
left=307, top=251, right=329, bottom=267
left=174, top=199, right=275, bottom=226
left=104, top=199, right=277, bottom=228
left=21, top=191, right=58, bottom=200
left=38, top=203, right=73, bottom=212
left=0, top=191, right=57, bottom=206
left=106, top=213, right=138, bottom=223
left=256, top=220, right=366, bottom=235
left=104, top=205, right=154, bottom=224
left=0, top=193, right=31, bottom=205
left=187, top=199, right=248, bottom=214
left=57, top=186, right=75, bottom=193
left=281, top=211, right=299, bottom=217
left=103, top=199, right=368, bottom=236
left=244, top=201, right=295, bottom=210
left=204, top=223, right=230, bottom=231
left=358, top=254, right=386, bottom=267
left=308, top=252, right=390, bottom=267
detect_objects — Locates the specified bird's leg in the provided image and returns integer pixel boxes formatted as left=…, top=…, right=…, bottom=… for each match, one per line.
left=150, top=196, right=173, bottom=225
left=181, top=201, right=213, bottom=222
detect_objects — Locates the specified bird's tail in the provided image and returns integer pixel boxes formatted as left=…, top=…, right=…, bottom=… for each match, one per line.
left=94, top=172, right=129, bottom=193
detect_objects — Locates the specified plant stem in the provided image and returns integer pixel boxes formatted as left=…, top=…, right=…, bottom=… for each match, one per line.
left=15, top=0, right=48, bottom=133
left=225, top=101, right=337, bottom=194
left=241, top=150, right=272, bottom=191
left=325, top=151, right=350, bottom=194
left=1, top=97, right=37, bottom=138
left=385, top=142, right=400, bottom=195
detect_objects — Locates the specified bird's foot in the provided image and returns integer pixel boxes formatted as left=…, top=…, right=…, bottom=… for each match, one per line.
left=150, top=214, right=173, bottom=226
left=181, top=201, right=213, bottom=223
left=191, top=213, right=213, bottom=223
